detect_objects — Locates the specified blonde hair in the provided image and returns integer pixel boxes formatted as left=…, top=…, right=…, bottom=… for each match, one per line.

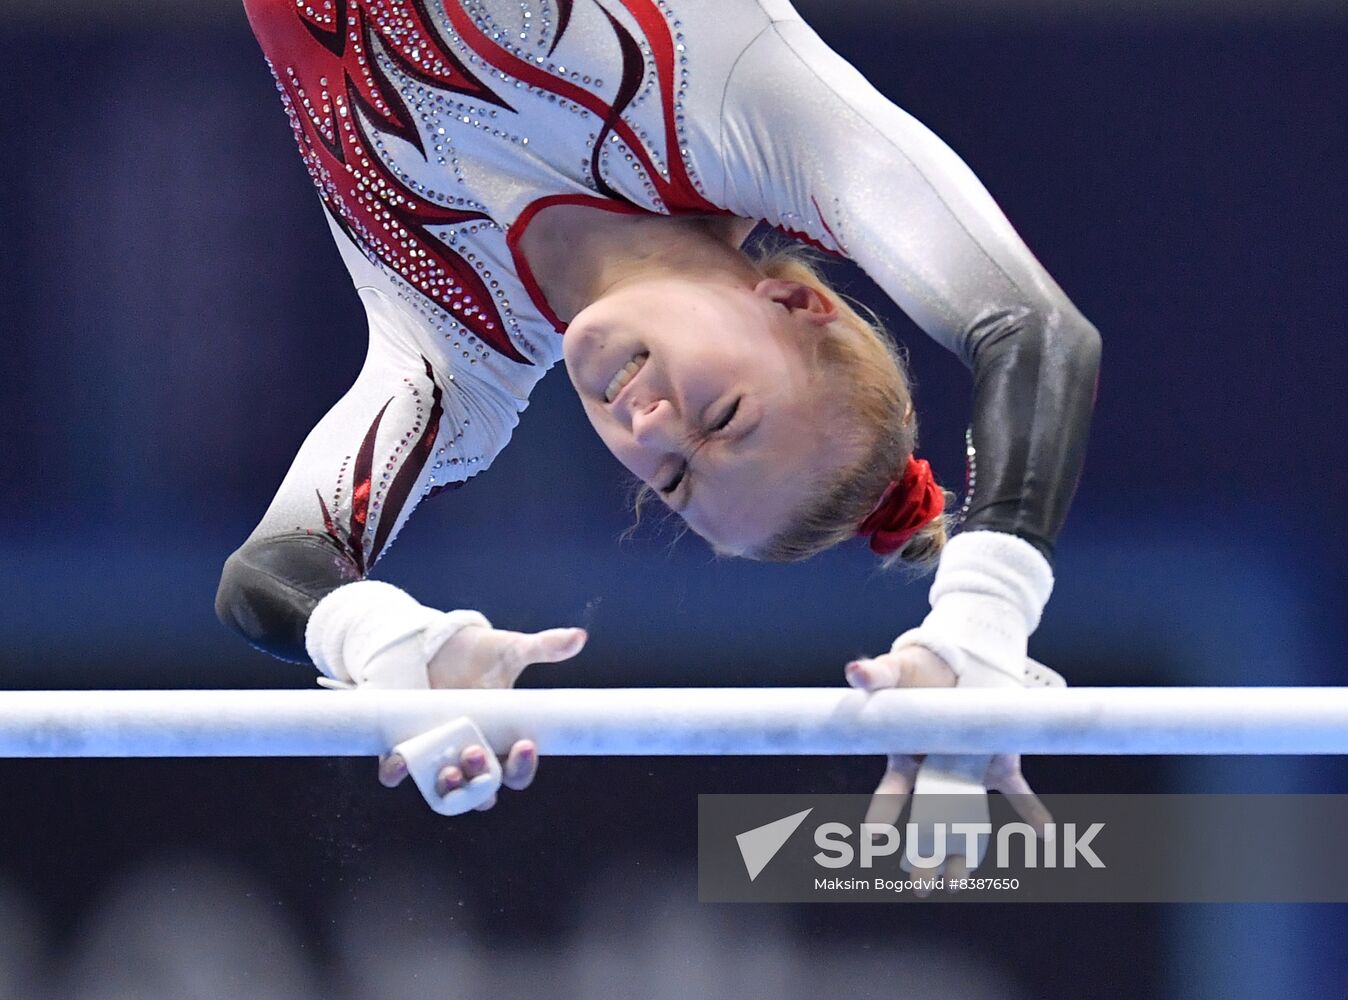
left=745, top=243, right=951, bottom=571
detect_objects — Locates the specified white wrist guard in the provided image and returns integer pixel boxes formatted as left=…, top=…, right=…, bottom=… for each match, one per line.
left=892, top=530, right=1055, bottom=688
left=305, top=580, right=491, bottom=689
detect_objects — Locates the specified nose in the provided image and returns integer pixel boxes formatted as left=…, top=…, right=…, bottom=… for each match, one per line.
left=630, top=397, right=683, bottom=451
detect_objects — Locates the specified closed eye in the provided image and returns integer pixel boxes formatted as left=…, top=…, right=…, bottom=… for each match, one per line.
left=660, top=464, right=686, bottom=496
left=712, top=397, right=741, bottom=434
left=660, top=397, right=742, bottom=497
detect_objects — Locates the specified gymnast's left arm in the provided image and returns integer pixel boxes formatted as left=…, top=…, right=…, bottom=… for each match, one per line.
left=719, top=9, right=1101, bottom=869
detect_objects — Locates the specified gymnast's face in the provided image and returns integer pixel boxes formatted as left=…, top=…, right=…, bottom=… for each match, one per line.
left=563, top=274, right=847, bottom=554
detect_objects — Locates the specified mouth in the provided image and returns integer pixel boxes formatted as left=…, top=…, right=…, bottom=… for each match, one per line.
left=603, top=351, right=649, bottom=404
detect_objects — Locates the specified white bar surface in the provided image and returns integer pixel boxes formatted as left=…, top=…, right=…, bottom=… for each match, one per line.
left=1, top=688, right=1347, bottom=758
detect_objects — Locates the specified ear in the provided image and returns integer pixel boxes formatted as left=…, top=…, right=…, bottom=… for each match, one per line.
left=754, top=277, right=839, bottom=327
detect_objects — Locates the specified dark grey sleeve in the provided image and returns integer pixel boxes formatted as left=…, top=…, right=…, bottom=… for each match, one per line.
left=960, top=305, right=1101, bottom=560
left=216, top=531, right=363, bottom=662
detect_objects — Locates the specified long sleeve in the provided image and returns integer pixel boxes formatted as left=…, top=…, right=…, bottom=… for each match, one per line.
left=717, top=7, right=1101, bottom=559
left=216, top=274, right=534, bottom=662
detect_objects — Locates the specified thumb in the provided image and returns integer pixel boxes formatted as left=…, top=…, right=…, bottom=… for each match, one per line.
left=845, top=656, right=902, bottom=692
left=505, top=627, right=588, bottom=682
left=525, top=626, right=589, bottom=663
left=845, top=646, right=954, bottom=693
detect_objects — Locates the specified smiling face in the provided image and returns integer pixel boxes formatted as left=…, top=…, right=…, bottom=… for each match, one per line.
left=562, top=273, right=859, bottom=554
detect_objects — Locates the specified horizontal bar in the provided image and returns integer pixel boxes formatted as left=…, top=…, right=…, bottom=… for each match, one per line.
left=1, top=688, right=1347, bottom=758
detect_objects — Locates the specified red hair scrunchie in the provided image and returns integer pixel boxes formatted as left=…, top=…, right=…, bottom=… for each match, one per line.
left=856, top=457, right=946, bottom=556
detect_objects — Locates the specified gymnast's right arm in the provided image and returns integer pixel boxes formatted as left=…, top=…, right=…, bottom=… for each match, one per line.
left=214, top=296, right=454, bottom=666
left=215, top=292, right=587, bottom=813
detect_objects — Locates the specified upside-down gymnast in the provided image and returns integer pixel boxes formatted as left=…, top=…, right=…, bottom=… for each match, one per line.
left=220, top=0, right=1100, bottom=881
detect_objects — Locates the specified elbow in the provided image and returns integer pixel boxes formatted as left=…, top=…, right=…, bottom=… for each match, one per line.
left=1061, top=311, right=1102, bottom=410
left=1067, top=309, right=1101, bottom=362
left=215, top=546, right=312, bottom=663
left=214, top=555, right=244, bottom=634
left=216, top=532, right=361, bottom=663
left=214, top=549, right=279, bottom=652
left=968, top=303, right=1101, bottom=388
left=1059, top=310, right=1101, bottom=390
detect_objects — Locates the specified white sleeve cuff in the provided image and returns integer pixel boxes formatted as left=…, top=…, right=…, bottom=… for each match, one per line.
left=929, top=531, right=1054, bottom=634
left=897, top=531, right=1055, bottom=687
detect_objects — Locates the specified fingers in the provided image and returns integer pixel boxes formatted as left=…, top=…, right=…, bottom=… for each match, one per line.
left=502, top=739, right=538, bottom=792
left=989, top=754, right=1055, bottom=836
left=378, top=751, right=409, bottom=788
left=460, top=744, right=490, bottom=780
left=909, top=865, right=941, bottom=899
left=860, top=752, right=1050, bottom=895
left=432, top=743, right=495, bottom=813
left=388, top=741, right=538, bottom=811
left=430, top=743, right=482, bottom=799
left=864, top=754, right=921, bottom=826
left=434, top=763, right=465, bottom=797
left=943, top=855, right=970, bottom=894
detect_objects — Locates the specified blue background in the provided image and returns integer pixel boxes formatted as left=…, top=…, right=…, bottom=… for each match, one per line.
left=1, top=4, right=1345, bottom=997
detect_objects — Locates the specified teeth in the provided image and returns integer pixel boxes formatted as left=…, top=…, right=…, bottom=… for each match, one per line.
left=604, top=352, right=648, bottom=403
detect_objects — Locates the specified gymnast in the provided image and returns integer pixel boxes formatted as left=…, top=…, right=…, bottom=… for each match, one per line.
left=220, top=0, right=1100, bottom=879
